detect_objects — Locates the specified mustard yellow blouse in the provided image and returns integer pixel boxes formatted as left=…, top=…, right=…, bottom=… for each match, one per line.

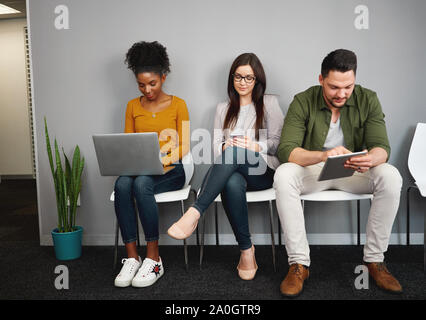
left=124, top=95, right=190, bottom=167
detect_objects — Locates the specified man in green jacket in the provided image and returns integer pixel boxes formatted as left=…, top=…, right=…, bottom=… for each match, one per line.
left=274, top=49, right=403, bottom=297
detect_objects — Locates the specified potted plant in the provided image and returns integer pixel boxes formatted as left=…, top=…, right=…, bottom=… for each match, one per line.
left=44, top=117, right=85, bottom=260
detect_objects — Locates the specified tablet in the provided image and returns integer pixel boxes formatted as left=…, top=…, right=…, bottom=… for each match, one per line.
left=317, top=151, right=368, bottom=181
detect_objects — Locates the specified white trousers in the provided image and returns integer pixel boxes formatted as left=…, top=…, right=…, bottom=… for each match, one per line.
left=273, top=162, right=403, bottom=266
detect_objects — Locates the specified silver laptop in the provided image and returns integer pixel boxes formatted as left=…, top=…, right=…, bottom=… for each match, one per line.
left=92, top=133, right=174, bottom=176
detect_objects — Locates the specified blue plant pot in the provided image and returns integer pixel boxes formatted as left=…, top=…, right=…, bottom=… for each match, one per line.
left=51, top=226, right=83, bottom=261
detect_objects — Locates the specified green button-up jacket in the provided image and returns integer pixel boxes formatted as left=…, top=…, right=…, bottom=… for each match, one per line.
left=277, top=85, right=391, bottom=163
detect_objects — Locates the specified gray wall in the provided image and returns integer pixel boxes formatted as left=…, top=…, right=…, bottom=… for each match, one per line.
left=29, top=0, right=426, bottom=246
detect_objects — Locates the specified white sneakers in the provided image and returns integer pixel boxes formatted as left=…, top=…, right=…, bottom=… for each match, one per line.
left=114, top=256, right=164, bottom=288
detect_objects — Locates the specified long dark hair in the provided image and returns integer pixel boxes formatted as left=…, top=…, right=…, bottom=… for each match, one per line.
left=223, top=53, right=266, bottom=140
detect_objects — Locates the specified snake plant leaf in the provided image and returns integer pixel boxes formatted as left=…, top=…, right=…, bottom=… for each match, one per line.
left=72, top=146, right=80, bottom=186
left=64, top=150, right=71, bottom=185
left=44, top=117, right=55, bottom=177
left=55, top=167, right=65, bottom=232
left=62, top=163, right=69, bottom=232
left=74, top=155, right=84, bottom=227
left=64, top=150, right=73, bottom=208
left=77, top=156, right=85, bottom=186
left=53, top=168, right=61, bottom=231
left=54, top=139, right=63, bottom=179
left=70, top=146, right=79, bottom=228
left=54, top=140, right=68, bottom=232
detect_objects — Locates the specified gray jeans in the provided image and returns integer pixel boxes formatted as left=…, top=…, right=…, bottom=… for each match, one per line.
left=273, top=162, right=403, bottom=266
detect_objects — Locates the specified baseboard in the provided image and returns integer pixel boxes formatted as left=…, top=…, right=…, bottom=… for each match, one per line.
left=0, top=175, right=34, bottom=180
left=39, top=232, right=424, bottom=246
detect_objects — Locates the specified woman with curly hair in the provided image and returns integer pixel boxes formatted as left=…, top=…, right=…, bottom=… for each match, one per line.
left=114, top=41, right=189, bottom=288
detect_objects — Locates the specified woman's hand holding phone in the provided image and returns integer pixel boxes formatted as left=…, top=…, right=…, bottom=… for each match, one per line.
left=223, top=135, right=260, bottom=152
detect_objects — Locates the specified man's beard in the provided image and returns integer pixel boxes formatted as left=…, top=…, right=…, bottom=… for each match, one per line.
left=327, top=96, right=346, bottom=108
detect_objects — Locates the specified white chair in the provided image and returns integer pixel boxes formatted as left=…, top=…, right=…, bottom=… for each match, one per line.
left=110, top=152, right=196, bottom=271
left=295, top=190, right=373, bottom=246
left=406, top=123, right=426, bottom=271
left=199, top=188, right=278, bottom=272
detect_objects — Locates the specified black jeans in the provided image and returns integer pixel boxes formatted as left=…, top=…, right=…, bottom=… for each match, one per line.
left=114, top=164, right=185, bottom=243
left=193, top=147, right=274, bottom=250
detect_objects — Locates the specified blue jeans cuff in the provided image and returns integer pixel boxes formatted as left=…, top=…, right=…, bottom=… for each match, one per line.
left=191, top=204, right=204, bottom=216
left=123, top=237, right=138, bottom=244
left=145, top=236, right=159, bottom=242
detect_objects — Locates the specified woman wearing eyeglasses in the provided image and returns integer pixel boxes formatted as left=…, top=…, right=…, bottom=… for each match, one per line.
left=168, top=53, right=284, bottom=280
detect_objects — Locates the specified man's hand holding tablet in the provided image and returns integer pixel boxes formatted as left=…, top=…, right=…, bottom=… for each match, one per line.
left=321, top=146, right=353, bottom=160
left=321, top=146, right=371, bottom=173
left=344, top=149, right=372, bottom=173
left=317, top=146, right=369, bottom=181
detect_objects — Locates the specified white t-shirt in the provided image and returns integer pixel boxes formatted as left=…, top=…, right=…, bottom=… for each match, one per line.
left=322, top=116, right=346, bottom=150
left=230, top=103, right=253, bottom=136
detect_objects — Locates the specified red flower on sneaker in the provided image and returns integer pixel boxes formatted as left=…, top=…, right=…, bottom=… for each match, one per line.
left=152, top=264, right=161, bottom=276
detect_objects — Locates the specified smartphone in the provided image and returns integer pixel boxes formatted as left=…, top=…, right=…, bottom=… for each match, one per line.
left=230, top=130, right=245, bottom=138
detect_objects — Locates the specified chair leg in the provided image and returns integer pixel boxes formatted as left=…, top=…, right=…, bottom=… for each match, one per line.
left=132, top=200, right=141, bottom=248
left=190, top=189, right=200, bottom=246
left=200, top=213, right=206, bottom=270
left=278, top=214, right=282, bottom=247
left=135, top=212, right=141, bottom=248
left=181, top=200, right=189, bottom=272
left=268, top=200, right=277, bottom=272
left=113, top=219, right=119, bottom=271
left=215, top=202, right=219, bottom=246
left=407, top=186, right=412, bottom=246
left=196, top=225, right=200, bottom=246
left=357, top=200, right=361, bottom=246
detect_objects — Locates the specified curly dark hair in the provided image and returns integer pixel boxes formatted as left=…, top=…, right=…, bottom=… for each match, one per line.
left=125, top=41, right=171, bottom=76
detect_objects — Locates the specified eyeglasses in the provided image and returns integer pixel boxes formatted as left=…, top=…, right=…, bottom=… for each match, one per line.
left=233, top=73, right=256, bottom=84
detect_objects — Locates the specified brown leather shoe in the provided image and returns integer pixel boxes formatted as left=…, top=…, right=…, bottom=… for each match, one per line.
left=280, top=263, right=309, bottom=298
left=365, top=262, right=403, bottom=294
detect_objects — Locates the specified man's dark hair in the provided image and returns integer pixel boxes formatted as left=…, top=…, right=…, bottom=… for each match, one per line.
left=321, top=49, right=357, bottom=78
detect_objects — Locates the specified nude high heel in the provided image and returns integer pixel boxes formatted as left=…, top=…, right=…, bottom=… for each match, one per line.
left=167, top=209, right=199, bottom=240
left=237, top=245, right=258, bottom=280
